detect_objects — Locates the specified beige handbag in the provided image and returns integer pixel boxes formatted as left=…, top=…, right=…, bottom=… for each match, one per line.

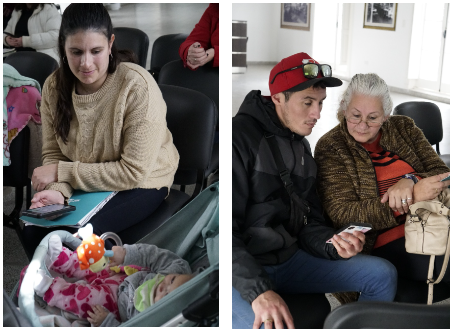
left=405, top=189, right=450, bottom=304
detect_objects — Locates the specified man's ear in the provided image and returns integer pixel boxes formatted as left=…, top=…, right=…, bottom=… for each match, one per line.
left=271, top=93, right=284, bottom=106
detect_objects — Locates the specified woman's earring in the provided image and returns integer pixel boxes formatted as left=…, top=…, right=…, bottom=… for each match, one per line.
left=63, top=56, right=67, bottom=64
left=110, top=54, right=113, bottom=62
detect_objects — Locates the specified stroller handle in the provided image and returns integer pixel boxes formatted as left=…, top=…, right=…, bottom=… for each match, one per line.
left=100, top=232, right=123, bottom=247
left=19, top=230, right=83, bottom=327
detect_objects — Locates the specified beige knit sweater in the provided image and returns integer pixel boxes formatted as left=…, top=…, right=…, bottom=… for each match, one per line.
left=40, top=62, right=179, bottom=199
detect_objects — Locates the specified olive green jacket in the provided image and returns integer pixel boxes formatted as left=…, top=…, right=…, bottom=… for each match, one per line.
left=314, top=115, right=449, bottom=254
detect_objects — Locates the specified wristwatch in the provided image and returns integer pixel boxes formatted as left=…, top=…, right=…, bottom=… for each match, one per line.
left=402, top=174, right=418, bottom=184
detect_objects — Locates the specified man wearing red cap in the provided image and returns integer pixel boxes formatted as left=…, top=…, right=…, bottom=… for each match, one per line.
left=232, top=52, right=398, bottom=329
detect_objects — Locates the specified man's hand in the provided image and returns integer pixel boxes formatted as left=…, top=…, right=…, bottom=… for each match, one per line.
left=251, top=290, right=294, bottom=329
left=87, top=305, right=109, bottom=327
left=31, top=164, right=58, bottom=192
left=108, top=246, right=126, bottom=267
left=332, top=230, right=365, bottom=259
left=30, top=190, right=64, bottom=209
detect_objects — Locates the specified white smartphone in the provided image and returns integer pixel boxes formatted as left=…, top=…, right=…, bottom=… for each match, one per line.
left=326, top=222, right=372, bottom=244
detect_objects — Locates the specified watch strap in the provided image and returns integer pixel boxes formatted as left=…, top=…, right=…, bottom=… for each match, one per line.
left=403, top=173, right=418, bottom=184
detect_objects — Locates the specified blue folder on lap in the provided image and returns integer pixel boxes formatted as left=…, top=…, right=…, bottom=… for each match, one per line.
left=20, top=190, right=117, bottom=228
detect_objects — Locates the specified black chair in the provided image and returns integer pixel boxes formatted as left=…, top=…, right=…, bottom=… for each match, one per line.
left=280, top=293, right=331, bottom=329
left=149, top=33, right=188, bottom=80
left=117, top=84, right=216, bottom=245
left=3, top=51, right=58, bottom=89
left=158, top=59, right=219, bottom=111
left=393, top=101, right=450, bottom=168
left=158, top=59, right=219, bottom=181
left=323, top=301, right=450, bottom=329
left=113, top=27, right=149, bottom=68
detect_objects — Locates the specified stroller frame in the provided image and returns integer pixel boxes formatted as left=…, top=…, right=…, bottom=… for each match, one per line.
left=15, top=183, right=219, bottom=327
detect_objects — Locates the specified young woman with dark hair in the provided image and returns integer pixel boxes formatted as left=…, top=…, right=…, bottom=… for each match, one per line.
left=23, top=3, right=179, bottom=257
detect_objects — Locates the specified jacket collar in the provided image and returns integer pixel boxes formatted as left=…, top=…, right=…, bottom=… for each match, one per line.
left=237, top=90, right=305, bottom=141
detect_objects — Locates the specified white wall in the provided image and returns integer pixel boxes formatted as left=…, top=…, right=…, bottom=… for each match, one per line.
left=347, top=3, right=415, bottom=89
left=232, top=3, right=314, bottom=62
left=232, top=3, right=279, bottom=62
left=233, top=3, right=417, bottom=91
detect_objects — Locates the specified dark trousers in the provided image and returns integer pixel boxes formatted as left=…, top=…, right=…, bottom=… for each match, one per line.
left=371, top=237, right=450, bottom=283
left=22, top=187, right=167, bottom=258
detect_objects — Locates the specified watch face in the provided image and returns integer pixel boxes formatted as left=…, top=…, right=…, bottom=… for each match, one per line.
left=404, top=174, right=417, bottom=183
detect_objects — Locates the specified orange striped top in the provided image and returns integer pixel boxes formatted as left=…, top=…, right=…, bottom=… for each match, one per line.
left=361, top=132, right=420, bottom=218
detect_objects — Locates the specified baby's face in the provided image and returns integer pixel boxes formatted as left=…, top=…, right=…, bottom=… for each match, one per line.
left=154, top=273, right=193, bottom=303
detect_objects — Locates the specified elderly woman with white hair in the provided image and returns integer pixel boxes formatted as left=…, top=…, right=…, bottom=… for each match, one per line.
left=314, top=73, right=450, bottom=304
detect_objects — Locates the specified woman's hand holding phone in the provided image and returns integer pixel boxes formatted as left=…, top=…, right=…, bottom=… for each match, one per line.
left=413, top=172, right=450, bottom=203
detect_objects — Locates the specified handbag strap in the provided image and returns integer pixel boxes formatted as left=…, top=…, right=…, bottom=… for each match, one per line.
left=408, top=200, right=450, bottom=217
left=264, top=132, right=294, bottom=196
left=427, top=232, right=450, bottom=305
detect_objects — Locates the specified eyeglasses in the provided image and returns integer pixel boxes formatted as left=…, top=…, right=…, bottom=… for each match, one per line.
left=270, top=63, right=332, bottom=84
left=345, top=114, right=384, bottom=127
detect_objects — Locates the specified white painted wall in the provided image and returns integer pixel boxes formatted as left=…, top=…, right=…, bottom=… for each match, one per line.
left=347, top=3, right=415, bottom=89
left=232, top=3, right=417, bottom=90
left=232, top=3, right=314, bottom=62
left=232, top=3, right=279, bottom=62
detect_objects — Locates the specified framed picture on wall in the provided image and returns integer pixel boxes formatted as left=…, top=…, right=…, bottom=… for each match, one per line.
left=363, top=3, right=398, bottom=31
left=281, top=3, right=311, bottom=31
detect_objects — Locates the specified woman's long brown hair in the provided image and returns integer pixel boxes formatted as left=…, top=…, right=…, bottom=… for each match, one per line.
left=54, top=3, right=119, bottom=144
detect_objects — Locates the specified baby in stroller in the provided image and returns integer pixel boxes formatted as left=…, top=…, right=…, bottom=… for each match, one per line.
left=33, top=235, right=195, bottom=327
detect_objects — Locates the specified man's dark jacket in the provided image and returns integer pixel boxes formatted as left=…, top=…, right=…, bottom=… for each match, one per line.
left=232, top=90, right=342, bottom=304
